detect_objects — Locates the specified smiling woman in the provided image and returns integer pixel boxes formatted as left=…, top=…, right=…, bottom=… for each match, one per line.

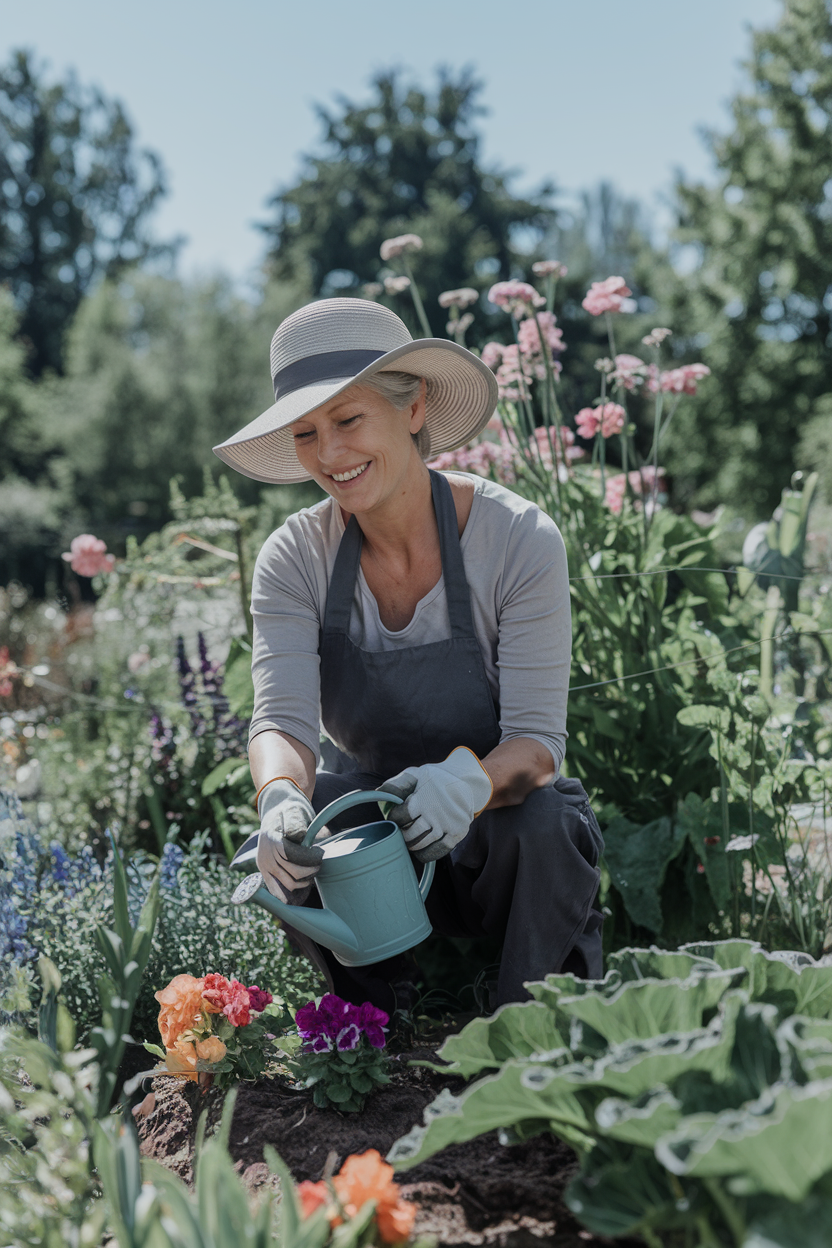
left=213, top=298, right=603, bottom=1014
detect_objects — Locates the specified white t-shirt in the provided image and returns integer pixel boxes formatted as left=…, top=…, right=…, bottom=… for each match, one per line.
left=249, top=473, right=571, bottom=772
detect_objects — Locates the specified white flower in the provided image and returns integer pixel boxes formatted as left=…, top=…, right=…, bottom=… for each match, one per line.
left=384, top=275, right=411, bottom=294
left=379, top=233, right=423, bottom=261
left=438, top=287, right=478, bottom=309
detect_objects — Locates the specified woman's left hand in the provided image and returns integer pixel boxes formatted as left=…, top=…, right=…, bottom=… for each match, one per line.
left=383, top=747, right=493, bottom=861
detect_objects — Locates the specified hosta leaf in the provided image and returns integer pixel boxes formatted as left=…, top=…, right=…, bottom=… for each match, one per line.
left=436, top=1000, right=568, bottom=1077
left=594, top=1086, right=682, bottom=1148
left=602, top=815, right=687, bottom=933
left=565, top=1145, right=682, bottom=1238
left=607, top=945, right=721, bottom=983
left=389, top=1061, right=597, bottom=1170
left=656, top=1076, right=832, bottom=1201
left=746, top=1182, right=832, bottom=1248
left=558, top=967, right=746, bottom=1046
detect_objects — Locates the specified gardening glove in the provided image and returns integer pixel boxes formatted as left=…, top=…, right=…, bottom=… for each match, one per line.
left=382, top=747, right=493, bottom=863
left=255, top=778, right=322, bottom=905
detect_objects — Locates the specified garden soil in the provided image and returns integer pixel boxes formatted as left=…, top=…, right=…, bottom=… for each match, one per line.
left=136, top=1041, right=639, bottom=1248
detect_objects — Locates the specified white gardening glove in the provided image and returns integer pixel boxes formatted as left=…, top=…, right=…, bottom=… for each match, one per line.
left=255, top=778, right=322, bottom=904
left=382, top=747, right=493, bottom=862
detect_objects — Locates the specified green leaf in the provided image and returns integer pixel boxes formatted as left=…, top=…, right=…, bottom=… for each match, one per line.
left=746, top=1180, right=832, bottom=1248
left=436, top=1000, right=568, bottom=1078
left=324, top=1080, right=353, bottom=1103
left=594, top=1087, right=682, bottom=1148
left=224, top=642, right=254, bottom=719
left=656, top=1075, right=832, bottom=1201
left=201, top=756, right=249, bottom=797
left=602, top=815, right=687, bottom=933
left=565, top=1145, right=683, bottom=1239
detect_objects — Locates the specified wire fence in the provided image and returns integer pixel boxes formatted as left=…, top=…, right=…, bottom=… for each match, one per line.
left=5, top=564, right=831, bottom=710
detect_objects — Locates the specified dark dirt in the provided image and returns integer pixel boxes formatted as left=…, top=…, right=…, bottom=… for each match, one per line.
left=137, top=1044, right=637, bottom=1248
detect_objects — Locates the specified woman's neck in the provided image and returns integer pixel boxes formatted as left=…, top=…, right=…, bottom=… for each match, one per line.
left=340, top=458, right=437, bottom=568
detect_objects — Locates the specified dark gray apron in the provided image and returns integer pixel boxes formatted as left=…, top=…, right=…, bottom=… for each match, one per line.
left=319, top=470, right=500, bottom=773
left=297, top=470, right=603, bottom=1010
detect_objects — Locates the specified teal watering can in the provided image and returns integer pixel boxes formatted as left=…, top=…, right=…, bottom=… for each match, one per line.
left=229, top=790, right=434, bottom=967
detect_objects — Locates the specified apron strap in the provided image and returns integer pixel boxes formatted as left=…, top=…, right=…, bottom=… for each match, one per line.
left=321, top=470, right=477, bottom=640
left=428, top=470, right=476, bottom=640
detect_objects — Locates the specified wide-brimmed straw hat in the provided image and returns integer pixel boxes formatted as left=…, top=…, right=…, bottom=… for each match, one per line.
left=212, top=297, right=498, bottom=484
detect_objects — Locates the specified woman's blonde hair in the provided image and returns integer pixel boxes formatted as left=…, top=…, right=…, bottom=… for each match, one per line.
left=361, top=371, right=432, bottom=459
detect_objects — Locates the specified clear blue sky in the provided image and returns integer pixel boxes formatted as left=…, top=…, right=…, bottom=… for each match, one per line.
left=4, top=0, right=781, bottom=282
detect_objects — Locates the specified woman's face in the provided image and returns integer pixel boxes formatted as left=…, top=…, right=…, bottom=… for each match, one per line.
left=290, top=382, right=426, bottom=514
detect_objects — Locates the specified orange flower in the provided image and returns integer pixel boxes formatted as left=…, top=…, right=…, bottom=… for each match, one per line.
left=195, top=1035, right=226, bottom=1063
left=164, top=1037, right=199, bottom=1081
left=297, top=1180, right=330, bottom=1219
left=155, top=975, right=207, bottom=1047
left=333, top=1150, right=416, bottom=1244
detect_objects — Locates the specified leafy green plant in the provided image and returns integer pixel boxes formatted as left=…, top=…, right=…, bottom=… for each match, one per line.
left=390, top=940, right=832, bottom=1246
left=285, top=995, right=391, bottom=1113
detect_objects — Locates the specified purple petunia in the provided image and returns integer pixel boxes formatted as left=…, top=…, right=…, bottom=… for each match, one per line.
left=336, top=1023, right=360, bottom=1051
left=295, top=993, right=389, bottom=1050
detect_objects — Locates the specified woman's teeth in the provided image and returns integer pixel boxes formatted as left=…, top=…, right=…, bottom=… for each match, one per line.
left=331, top=463, right=369, bottom=483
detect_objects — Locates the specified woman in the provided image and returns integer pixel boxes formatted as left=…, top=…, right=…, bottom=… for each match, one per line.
left=214, top=297, right=602, bottom=1013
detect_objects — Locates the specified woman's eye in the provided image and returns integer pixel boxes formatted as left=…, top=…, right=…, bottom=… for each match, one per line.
left=293, top=430, right=314, bottom=441
left=339, top=415, right=360, bottom=427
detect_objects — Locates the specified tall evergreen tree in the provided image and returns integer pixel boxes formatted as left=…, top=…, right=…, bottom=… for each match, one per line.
left=0, top=50, right=172, bottom=376
left=660, top=0, right=832, bottom=514
left=260, top=69, right=553, bottom=333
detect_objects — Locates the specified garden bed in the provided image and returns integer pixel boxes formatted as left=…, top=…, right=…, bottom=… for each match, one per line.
left=136, top=1041, right=635, bottom=1248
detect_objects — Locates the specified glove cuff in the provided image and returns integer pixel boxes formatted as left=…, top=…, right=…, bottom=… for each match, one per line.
left=444, top=747, right=493, bottom=816
left=256, top=776, right=311, bottom=818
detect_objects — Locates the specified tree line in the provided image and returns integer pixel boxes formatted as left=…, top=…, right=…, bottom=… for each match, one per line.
left=1, top=0, right=830, bottom=593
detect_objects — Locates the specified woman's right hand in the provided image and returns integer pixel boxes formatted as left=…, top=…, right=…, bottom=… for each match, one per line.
left=255, top=778, right=323, bottom=903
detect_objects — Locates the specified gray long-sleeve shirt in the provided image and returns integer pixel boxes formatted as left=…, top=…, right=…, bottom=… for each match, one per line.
left=249, top=473, right=571, bottom=772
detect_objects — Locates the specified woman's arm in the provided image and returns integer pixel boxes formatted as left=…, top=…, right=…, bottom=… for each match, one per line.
left=249, top=730, right=317, bottom=802
left=481, top=737, right=556, bottom=809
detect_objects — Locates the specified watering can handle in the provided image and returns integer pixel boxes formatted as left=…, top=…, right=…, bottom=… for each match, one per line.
left=302, top=789, right=434, bottom=900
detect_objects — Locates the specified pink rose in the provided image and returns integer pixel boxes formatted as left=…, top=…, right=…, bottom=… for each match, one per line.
left=61, top=535, right=116, bottom=578
left=582, top=276, right=632, bottom=317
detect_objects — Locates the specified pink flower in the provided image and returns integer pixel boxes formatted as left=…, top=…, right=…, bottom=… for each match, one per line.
left=604, top=465, right=667, bottom=514
left=429, top=439, right=516, bottom=484
left=582, top=276, right=632, bottom=317
left=530, top=426, right=584, bottom=472
left=487, top=280, right=545, bottom=318
left=379, top=234, right=423, bottom=261
left=642, top=327, right=672, bottom=347
left=647, top=362, right=711, bottom=395
left=438, top=287, right=478, bottom=309
left=202, top=973, right=252, bottom=1027
left=383, top=275, right=410, bottom=294
left=481, top=341, right=505, bottom=370
left=61, top=534, right=116, bottom=578
left=532, top=260, right=567, bottom=278
left=494, top=343, right=550, bottom=401
left=247, top=985, right=273, bottom=1013
left=611, top=354, right=647, bottom=391
left=517, top=311, right=565, bottom=358
left=0, top=645, right=19, bottom=698
left=574, top=404, right=625, bottom=439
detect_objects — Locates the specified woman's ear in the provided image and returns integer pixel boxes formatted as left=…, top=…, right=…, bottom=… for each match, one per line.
left=409, top=378, right=427, bottom=435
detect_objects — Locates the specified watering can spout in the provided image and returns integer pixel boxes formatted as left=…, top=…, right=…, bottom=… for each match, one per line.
left=246, top=887, right=361, bottom=961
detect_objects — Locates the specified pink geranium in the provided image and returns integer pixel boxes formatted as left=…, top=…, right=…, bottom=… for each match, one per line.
left=605, top=465, right=667, bottom=514
left=487, top=280, right=545, bottom=318
left=517, top=311, right=565, bottom=358
left=648, top=362, right=711, bottom=395
left=379, top=233, right=423, bottom=261
left=429, top=437, right=516, bottom=485
left=61, top=534, right=116, bottom=578
left=530, top=425, right=584, bottom=473
left=611, top=354, right=647, bottom=391
left=575, top=403, right=626, bottom=439
left=582, top=276, right=632, bottom=317
left=202, top=973, right=252, bottom=1027
left=481, top=341, right=505, bottom=370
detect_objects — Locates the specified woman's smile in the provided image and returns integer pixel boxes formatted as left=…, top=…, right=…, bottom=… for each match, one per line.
left=329, top=461, right=370, bottom=484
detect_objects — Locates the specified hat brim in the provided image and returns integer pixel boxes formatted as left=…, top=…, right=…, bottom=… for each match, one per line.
left=212, top=338, right=498, bottom=485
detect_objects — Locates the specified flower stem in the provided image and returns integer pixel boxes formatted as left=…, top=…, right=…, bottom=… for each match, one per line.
left=402, top=257, right=432, bottom=338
